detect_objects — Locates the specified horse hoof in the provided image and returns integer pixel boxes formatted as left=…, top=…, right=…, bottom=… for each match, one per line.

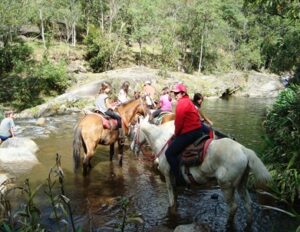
left=118, top=154, right=123, bottom=166
left=168, top=206, right=177, bottom=215
left=244, top=224, right=252, bottom=232
left=211, top=193, right=218, bottom=199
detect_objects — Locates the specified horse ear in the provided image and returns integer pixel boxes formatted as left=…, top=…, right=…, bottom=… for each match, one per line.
left=137, top=115, right=143, bottom=124
left=144, top=114, right=150, bottom=122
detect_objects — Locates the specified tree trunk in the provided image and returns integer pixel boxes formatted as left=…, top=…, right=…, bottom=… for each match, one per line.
left=112, top=22, right=126, bottom=60
left=39, top=9, right=46, bottom=49
left=100, top=0, right=104, bottom=32
left=72, top=22, right=76, bottom=47
left=198, top=22, right=206, bottom=73
left=198, top=32, right=204, bottom=73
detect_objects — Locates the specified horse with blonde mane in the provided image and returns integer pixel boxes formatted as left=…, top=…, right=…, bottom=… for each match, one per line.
left=131, top=117, right=271, bottom=230
left=73, top=98, right=148, bottom=175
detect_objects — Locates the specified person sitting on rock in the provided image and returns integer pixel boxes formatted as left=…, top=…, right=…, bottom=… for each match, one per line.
left=0, top=110, right=16, bottom=144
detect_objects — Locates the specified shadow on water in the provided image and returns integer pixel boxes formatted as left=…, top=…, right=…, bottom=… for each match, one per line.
left=12, top=98, right=299, bottom=231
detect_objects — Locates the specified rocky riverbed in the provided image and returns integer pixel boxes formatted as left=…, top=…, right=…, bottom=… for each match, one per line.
left=17, top=66, right=284, bottom=119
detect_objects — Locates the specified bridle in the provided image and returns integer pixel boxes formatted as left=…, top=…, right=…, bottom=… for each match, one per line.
left=132, top=121, right=171, bottom=160
left=132, top=123, right=147, bottom=156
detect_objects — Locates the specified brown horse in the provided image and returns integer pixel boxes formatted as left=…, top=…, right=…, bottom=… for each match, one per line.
left=73, top=98, right=148, bottom=175
left=152, top=112, right=175, bottom=125
left=161, top=112, right=175, bottom=124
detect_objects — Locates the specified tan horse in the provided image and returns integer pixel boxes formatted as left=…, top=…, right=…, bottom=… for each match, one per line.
left=73, top=98, right=148, bottom=175
left=161, top=112, right=175, bottom=124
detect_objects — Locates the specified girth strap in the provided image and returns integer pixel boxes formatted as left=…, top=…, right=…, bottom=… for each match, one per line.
left=184, top=166, right=198, bottom=185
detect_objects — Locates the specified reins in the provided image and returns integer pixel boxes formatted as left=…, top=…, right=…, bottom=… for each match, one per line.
left=133, top=122, right=172, bottom=160
left=115, top=98, right=148, bottom=135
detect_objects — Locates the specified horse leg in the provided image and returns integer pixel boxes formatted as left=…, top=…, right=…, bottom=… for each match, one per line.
left=82, top=142, right=97, bottom=176
left=237, top=167, right=252, bottom=231
left=110, top=143, right=114, bottom=161
left=221, top=186, right=237, bottom=231
left=165, top=175, right=177, bottom=214
left=117, top=140, right=124, bottom=166
left=82, top=154, right=90, bottom=176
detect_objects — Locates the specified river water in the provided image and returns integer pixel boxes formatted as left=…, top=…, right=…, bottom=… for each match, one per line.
left=14, top=97, right=299, bottom=232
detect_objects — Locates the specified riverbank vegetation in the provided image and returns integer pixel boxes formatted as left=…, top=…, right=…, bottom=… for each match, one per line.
left=1, top=0, right=300, bottom=110
left=262, top=84, right=300, bottom=205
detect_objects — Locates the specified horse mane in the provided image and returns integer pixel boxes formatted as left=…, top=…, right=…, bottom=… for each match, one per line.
left=117, top=99, right=137, bottom=108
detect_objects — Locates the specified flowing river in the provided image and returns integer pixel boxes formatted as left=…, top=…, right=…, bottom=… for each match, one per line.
left=13, top=97, right=298, bottom=232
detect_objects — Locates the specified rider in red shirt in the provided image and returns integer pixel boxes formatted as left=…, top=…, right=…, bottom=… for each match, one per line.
left=166, top=83, right=206, bottom=186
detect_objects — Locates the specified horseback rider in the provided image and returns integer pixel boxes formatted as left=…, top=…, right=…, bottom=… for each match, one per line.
left=143, top=80, right=156, bottom=109
left=118, top=81, right=131, bottom=103
left=95, top=82, right=125, bottom=143
left=166, top=84, right=207, bottom=186
left=192, top=92, right=213, bottom=135
left=151, top=86, right=172, bottom=120
left=193, top=92, right=229, bottom=139
left=192, top=93, right=213, bottom=126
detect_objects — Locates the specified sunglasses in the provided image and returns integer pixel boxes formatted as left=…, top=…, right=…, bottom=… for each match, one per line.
left=173, top=92, right=181, bottom=96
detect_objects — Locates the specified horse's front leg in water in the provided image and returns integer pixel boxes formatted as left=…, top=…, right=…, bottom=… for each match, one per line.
left=117, top=140, right=124, bottom=166
left=109, top=143, right=115, bottom=161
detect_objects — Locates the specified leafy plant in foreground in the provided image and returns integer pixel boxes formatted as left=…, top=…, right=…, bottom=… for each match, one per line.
left=263, top=84, right=300, bottom=204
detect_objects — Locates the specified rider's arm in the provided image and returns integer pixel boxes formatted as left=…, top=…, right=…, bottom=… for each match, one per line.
left=105, top=98, right=116, bottom=110
left=174, top=102, right=185, bottom=136
left=9, top=119, right=15, bottom=137
left=199, top=111, right=213, bottom=126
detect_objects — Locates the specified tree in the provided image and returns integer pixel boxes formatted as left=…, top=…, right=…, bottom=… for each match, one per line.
left=0, top=0, right=31, bottom=45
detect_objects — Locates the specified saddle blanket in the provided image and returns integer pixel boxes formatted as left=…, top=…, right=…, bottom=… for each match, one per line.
left=180, top=135, right=213, bottom=167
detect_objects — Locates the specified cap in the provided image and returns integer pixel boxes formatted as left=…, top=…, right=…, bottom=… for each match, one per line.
left=144, top=80, right=151, bottom=85
left=171, top=83, right=187, bottom=93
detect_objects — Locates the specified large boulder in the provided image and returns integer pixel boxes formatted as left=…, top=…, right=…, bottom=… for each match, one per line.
left=174, top=223, right=211, bottom=232
left=1, top=137, right=39, bottom=154
left=0, top=137, right=39, bottom=175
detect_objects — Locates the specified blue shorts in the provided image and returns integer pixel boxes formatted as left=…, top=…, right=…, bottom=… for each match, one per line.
left=0, top=135, right=11, bottom=141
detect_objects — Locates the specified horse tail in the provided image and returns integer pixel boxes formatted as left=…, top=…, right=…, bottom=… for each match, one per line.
left=242, top=146, right=271, bottom=184
left=73, top=125, right=84, bottom=173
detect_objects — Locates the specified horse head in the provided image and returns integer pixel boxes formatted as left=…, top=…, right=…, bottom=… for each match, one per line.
left=130, top=115, right=149, bottom=155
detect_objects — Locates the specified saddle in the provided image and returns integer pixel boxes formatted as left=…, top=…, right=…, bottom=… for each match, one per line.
left=176, top=135, right=213, bottom=185
left=94, top=110, right=118, bottom=130
left=180, top=135, right=213, bottom=167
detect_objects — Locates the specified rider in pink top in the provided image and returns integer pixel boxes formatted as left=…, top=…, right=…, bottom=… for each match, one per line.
left=160, top=92, right=172, bottom=111
left=152, top=87, right=172, bottom=119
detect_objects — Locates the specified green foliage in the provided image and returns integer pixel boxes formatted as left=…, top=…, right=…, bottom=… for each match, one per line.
left=0, top=40, right=33, bottom=75
left=10, top=58, right=69, bottom=111
left=0, top=40, right=69, bottom=111
left=235, top=42, right=262, bottom=70
left=33, top=58, right=69, bottom=95
left=269, top=168, right=299, bottom=204
left=84, top=26, right=113, bottom=72
left=0, top=154, right=77, bottom=232
left=263, top=84, right=300, bottom=203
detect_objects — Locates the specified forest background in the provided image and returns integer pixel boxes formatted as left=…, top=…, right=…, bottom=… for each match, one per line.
left=0, top=0, right=299, bottom=218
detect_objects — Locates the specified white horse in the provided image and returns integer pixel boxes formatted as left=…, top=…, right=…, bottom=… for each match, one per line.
left=130, top=117, right=271, bottom=230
